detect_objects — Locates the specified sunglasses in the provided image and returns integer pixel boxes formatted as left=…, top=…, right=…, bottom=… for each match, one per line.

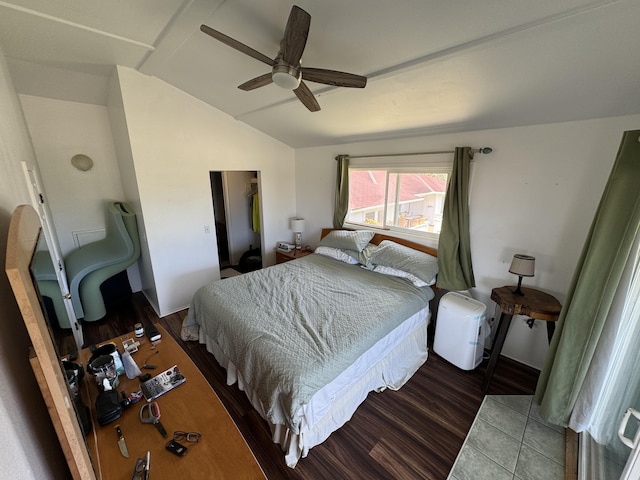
left=131, top=457, right=147, bottom=480
left=173, top=431, right=202, bottom=443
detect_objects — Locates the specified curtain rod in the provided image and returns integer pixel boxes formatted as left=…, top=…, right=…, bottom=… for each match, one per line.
left=342, top=147, right=493, bottom=160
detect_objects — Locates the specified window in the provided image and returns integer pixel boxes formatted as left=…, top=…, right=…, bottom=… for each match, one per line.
left=345, top=168, right=449, bottom=237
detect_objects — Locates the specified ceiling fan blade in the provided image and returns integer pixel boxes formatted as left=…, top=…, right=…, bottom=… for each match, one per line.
left=238, top=73, right=273, bottom=91
left=302, top=68, right=367, bottom=88
left=294, top=81, right=320, bottom=112
left=200, top=24, right=275, bottom=67
left=280, top=6, right=311, bottom=66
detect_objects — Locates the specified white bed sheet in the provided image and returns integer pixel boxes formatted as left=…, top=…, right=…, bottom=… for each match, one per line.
left=197, top=306, right=430, bottom=467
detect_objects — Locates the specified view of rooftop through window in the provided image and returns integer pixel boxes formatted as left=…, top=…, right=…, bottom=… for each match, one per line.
left=346, top=169, right=448, bottom=235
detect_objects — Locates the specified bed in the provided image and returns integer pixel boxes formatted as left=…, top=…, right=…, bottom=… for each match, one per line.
left=181, top=229, right=438, bottom=467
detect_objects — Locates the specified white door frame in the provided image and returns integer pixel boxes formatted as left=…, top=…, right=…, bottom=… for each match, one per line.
left=22, top=161, right=84, bottom=350
left=619, top=408, right=640, bottom=480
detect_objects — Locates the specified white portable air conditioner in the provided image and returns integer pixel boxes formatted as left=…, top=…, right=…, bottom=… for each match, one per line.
left=433, top=292, right=487, bottom=370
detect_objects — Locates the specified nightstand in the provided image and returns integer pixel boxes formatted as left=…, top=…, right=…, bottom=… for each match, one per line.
left=482, top=286, right=561, bottom=392
left=275, top=248, right=312, bottom=264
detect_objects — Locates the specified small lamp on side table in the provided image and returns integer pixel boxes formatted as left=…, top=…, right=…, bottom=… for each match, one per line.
left=291, top=217, right=305, bottom=250
left=509, top=254, right=535, bottom=295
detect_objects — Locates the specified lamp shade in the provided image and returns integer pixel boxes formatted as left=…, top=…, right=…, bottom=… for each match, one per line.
left=509, top=254, right=535, bottom=277
left=290, top=217, right=305, bottom=232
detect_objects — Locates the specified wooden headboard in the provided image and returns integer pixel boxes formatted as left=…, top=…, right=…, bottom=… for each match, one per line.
left=320, top=228, right=437, bottom=257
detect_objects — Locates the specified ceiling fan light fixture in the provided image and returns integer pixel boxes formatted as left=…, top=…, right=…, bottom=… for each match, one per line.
left=272, top=64, right=301, bottom=90
left=201, top=6, right=364, bottom=111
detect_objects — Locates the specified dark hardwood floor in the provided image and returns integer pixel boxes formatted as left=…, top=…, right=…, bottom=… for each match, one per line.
left=56, top=292, right=539, bottom=480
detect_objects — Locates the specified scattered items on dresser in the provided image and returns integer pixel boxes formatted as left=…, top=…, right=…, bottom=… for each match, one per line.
left=145, top=324, right=161, bottom=342
left=119, top=391, right=131, bottom=409
left=87, top=342, right=124, bottom=377
left=140, top=365, right=186, bottom=401
left=132, top=456, right=146, bottom=480
left=95, top=389, right=122, bottom=425
left=173, top=431, right=201, bottom=443
left=63, top=360, right=92, bottom=435
left=115, top=424, right=129, bottom=458
left=121, top=349, right=142, bottom=379
left=122, top=337, right=140, bottom=354
left=142, top=350, right=159, bottom=370
left=139, top=401, right=167, bottom=438
left=128, top=390, right=144, bottom=404
left=90, top=354, right=119, bottom=391
left=134, top=322, right=144, bottom=338
left=165, top=439, right=187, bottom=457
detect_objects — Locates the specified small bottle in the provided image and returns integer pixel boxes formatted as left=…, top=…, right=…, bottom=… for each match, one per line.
left=134, top=323, right=144, bottom=338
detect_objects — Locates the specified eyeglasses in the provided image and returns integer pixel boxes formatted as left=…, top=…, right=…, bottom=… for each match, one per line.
left=131, top=457, right=147, bottom=480
left=173, top=431, right=201, bottom=443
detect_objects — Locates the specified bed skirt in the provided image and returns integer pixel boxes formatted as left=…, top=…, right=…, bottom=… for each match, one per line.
left=192, top=308, right=430, bottom=468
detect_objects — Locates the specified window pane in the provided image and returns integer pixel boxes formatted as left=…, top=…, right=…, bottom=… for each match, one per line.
left=346, top=170, right=386, bottom=227
left=390, top=173, right=448, bottom=234
left=385, top=173, right=398, bottom=226
left=347, top=169, right=448, bottom=235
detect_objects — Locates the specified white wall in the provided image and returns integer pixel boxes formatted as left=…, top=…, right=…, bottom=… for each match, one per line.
left=107, top=70, right=148, bottom=303
left=0, top=47, right=69, bottom=479
left=19, top=94, right=143, bottom=294
left=111, top=66, right=295, bottom=316
left=295, top=114, right=640, bottom=369
left=19, top=96, right=125, bottom=256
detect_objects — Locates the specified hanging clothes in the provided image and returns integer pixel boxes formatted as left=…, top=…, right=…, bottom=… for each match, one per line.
left=251, top=192, right=260, bottom=233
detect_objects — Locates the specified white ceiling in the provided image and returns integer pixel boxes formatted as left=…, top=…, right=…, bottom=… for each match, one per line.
left=1, top=0, right=638, bottom=148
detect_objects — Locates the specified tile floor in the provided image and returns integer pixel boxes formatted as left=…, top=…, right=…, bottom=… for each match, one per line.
left=448, top=395, right=566, bottom=480
left=220, top=267, right=242, bottom=278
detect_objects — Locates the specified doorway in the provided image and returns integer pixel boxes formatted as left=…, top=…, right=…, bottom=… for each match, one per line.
left=210, top=171, right=262, bottom=273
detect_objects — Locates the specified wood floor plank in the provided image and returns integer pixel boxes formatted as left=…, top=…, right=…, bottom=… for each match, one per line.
left=55, top=293, right=539, bottom=480
left=369, top=436, right=433, bottom=479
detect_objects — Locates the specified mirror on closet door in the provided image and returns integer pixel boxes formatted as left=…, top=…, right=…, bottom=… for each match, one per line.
left=6, top=205, right=97, bottom=479
left=30, top=234, right=79, bottom=355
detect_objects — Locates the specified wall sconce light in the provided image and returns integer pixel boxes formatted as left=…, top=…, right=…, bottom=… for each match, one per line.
left=70, top=154, right=94, bottom=171
left=290, top=217, right=305, bottom=250
left=509, top=254, right=535, bottom=295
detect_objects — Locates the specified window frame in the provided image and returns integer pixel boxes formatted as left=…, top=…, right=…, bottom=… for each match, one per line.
left=344, top=157, right=452, bottom=242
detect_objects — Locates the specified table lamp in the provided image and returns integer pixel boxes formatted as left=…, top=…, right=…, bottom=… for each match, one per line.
left=509, top=254, right=535, bottom=295
left=290, top=217, right=305, bottom=250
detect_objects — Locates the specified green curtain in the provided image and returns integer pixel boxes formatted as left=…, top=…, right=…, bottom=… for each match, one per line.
left=333, top=155, right=350, bottom=228
left=437, top=147, right=475, bottom=290
left=535, top=130, right=640, bottom=426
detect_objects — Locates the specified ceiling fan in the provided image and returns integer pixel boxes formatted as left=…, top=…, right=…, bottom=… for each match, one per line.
left=200, top=5, right=367, bottom=112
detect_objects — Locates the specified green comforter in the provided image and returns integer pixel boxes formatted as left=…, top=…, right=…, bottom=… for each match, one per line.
left=184, top=253, right=433, bottom=433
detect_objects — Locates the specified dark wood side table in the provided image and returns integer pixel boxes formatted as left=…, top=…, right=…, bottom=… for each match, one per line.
left=482, top=286, right=562, bottom=392
left=275, top=248, right=312, bottom=264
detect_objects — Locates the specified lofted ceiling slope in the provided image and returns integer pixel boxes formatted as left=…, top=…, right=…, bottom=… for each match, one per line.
left=1, top=0, right=639, bottom=148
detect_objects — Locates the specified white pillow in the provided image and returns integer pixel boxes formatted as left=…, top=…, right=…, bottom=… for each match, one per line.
left=371, top=264, right=432, bottom=287
left=367, top=240, right=438, bottom=285
left=317, top=230, right=375, bottom=252
left=314, top=246, right=359, bottom=264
